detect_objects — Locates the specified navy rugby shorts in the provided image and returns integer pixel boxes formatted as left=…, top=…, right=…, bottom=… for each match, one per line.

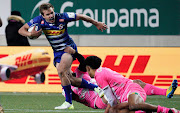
left=53, top=43, right=78, bottom=67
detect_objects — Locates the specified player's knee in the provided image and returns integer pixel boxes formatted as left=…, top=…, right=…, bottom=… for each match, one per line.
left=57, top=70, right=65, bottom=77
left=69, top=76, right=75, bottom=84
left=133, top=79, right=142, bottom=84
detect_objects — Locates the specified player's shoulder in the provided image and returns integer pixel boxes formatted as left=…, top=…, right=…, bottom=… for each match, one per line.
left=29, top=15, right=43, bottom=23
left=57, top=12, right=76, bottom=18
left=97, top=67, right=110, bottom=72
left=55, top=12, right=65, bottom=18
left=95, top=67, right=105, bottom=78
left=96, top=67, right=112, bottom=77
left=33, top=15, right=43, bottom=20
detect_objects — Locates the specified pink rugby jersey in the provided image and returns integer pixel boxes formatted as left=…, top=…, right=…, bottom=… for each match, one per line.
left=94, top=67, right=146, bottom=105
left=71, top=68, right=107, bottom=109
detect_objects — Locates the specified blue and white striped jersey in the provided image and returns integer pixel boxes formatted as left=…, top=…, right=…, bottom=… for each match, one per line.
left=27, top=12, right=76, bottom=51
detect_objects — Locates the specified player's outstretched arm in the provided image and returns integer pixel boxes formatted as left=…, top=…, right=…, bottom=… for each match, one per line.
left=76, top=13, right=108, bottom=32
left=18, top=23, right=42, bottom=37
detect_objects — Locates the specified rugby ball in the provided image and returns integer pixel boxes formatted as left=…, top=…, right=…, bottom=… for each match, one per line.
left=27, top=24, right=41, bottom=40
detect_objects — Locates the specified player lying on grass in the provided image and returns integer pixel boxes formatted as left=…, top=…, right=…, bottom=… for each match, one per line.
left=63, top=65, right=178, bottom=110
left=63, top=47, right=178, bottom=112
left=84, top=55, right=180, bottom=113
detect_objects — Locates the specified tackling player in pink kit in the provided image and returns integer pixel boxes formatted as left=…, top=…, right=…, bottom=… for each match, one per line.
left=84, top=55, right=180, bottom=113
left=70, top=68, right=107, bottom=109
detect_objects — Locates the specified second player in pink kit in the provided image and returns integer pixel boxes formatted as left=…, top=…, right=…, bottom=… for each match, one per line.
left=84, top=56, right=180, bottom=113
left=94, top=67, right=146, bottom=104
left=70, top=68, right=107, bottom=109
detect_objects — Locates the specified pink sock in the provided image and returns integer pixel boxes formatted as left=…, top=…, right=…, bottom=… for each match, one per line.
left=135, top=110, right=146, bottom=113
left=157, top=105, right=170, bottom=113
left=144, top=83, right=167, bottom=95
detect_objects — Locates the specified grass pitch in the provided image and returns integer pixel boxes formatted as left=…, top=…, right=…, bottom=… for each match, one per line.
left=0, top=92, right=179, bottom=113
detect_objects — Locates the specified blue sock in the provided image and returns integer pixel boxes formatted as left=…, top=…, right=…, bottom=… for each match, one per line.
left=80, top=78, right=98, bottom=90
left=62, top=85, right=72, bottom=104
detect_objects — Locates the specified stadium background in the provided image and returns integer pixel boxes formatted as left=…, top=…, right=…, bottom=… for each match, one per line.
left=0, top=0, right=180, bottom=94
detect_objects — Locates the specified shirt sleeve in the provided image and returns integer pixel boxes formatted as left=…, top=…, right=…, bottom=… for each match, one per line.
left=63, top=12, right=76, bottom=22
left=27, top=16, right=41, bottom=27
left=103, top=85, right=118, bottom=106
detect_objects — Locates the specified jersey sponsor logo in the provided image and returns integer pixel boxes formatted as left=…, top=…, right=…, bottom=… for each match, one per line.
left=41, top=20, right=44, bottom=24
left=67, top=12, right=75, bottom=18
left=59, top=24, right=64, bottom=29
left=97, top=67, right=102, bottom=72
left=59, top=19, right=64, bottom=22
left=15, top=53, right=32, bottom=67
left=43, top=29, right=65, bottom=35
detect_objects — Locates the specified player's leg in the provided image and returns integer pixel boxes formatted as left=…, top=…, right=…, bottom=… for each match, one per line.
left=133, top=79, right=178, bottom=98
left=109, top=108, right=134, bottom=113
left=65, top=46, right=104, bottom=97
left=166, top=79, right=178, bottom=98
left=108, top=103, right=147, bottom=113
left=128, top=93, right=180, bottom=113
left=128, top=93, right=157, bottom=112
left=54, top=53, right=74, bottom=109
left=133, top=79, right=167, bottom=96
left=0, top=105, right=4, bottom=113
left=132, top=79, right=146, bottom=88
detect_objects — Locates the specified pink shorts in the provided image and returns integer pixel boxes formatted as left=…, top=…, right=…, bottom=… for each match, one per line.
left=120, top=83, right=147, bottom=103
left=95, top=96, right=107, bottom=109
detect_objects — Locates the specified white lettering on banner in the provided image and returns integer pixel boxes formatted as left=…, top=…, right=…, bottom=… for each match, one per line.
left=60, top=2, right=75, bottom=27
left=82, top=9, right=94, bottom=28
left=130, top=9, right=148, bottom=27
left=149, top=9, right=159, bottom=27
left=119, top=9, right=129, bottom=28
left=107, top=9, right=118, bottom=34
left=60, top=1, right=159, bottom=34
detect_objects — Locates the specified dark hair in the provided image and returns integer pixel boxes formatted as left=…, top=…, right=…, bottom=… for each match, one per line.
left=85, top=56, right=102, bottom=69
left=39, top=3, right=54, bottom=15
left=11, top=11, right=21, bottom=17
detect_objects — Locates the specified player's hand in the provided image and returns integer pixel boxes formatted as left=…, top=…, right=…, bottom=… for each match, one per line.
left=104, top=104, right=111, bottom=113
left=94, top=87, right=104, bottom=98
left=64, top=46, right=75, bottom=54
left=30, top=25, right=42, bottom=37
left=96, top=22, right=108, bottom=32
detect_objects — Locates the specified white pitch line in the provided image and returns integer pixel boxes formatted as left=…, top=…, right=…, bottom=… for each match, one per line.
left=5, top=109, right=104, bottom=112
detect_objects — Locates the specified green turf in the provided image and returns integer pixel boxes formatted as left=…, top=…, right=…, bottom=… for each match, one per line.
left=0, top=92, right=179, bottom=113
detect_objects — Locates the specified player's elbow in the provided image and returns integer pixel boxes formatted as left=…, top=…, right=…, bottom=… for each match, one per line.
left=76, top=13, right=86, bottom=20
left=18, top=27, right=25, bottom=36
